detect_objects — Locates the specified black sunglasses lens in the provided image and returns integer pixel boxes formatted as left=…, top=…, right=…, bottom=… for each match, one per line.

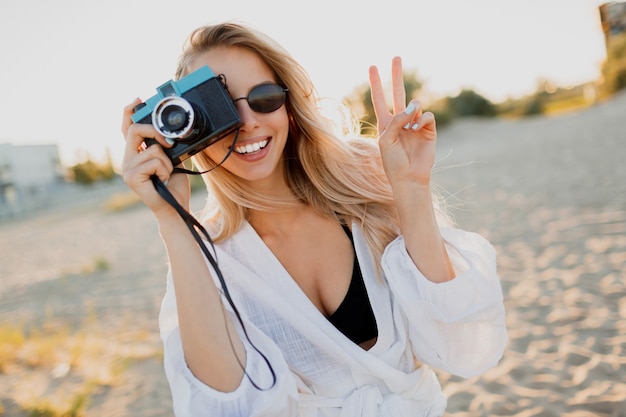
left=247, top=84, right=286, bottom=113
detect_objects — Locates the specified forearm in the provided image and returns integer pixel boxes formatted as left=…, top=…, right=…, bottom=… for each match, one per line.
left=158, top=215, right=246, bottom=391
left=392, top=181, right=455, bottom=283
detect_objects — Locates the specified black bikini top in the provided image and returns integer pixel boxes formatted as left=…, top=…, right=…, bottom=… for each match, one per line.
left=327, top=224, right=378, bottom=345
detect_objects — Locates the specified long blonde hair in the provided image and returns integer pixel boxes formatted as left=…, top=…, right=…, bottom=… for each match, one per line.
left=176, top=22, right=447, bottom=270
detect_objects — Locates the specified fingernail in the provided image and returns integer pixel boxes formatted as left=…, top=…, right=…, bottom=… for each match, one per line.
left=403, top=122, right=411, bottom=129
left=411, top=123, right=419, bottom=130
left=165, top=138, right=175, bottom=145
left=404, top=103, right=416, bottom=115
left=163, top=179, right=169, bottom=186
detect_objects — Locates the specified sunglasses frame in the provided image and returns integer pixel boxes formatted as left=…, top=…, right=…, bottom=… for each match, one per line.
left=232, top=83, right=289, bottom=114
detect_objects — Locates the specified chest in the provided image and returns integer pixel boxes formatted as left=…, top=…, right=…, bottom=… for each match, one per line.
left=263, top=222, right=355, bottom=318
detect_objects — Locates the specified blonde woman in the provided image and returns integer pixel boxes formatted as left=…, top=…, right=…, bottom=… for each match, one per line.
left=121, top=21, right=507, bottom=417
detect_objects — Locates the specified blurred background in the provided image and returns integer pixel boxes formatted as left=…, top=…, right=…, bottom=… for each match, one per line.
left=0, top=0, right=622, bottom=217
left=1, top=0, right=625, bottom=416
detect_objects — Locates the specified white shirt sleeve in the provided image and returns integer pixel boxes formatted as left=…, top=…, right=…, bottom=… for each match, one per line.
left=159, top=272, right=299, bottom=417
left=381, top=227, right=508, bottom=378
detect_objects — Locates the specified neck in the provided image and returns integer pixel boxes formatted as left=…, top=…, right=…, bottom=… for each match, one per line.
left=247, top=203, right=309, bottom=237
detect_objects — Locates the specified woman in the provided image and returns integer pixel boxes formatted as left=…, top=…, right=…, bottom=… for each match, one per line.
left=121, top=21, right=507, bottom=417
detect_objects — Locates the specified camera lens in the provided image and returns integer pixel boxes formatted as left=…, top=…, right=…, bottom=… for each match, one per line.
left=152, top=96, right=196, bottom=139
left=161, top=106, right=189, bottom=133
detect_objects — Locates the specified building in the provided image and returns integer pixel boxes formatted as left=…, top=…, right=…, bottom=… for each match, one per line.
left=0, top=143, right=66, bottom=218
left=599, top=1, right=626, bottom=48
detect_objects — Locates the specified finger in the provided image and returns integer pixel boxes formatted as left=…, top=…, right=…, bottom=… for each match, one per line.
left=122, top=99, right=173, bottom=149
left=384, top=102, right=424, bottom=139
left=125, top=122, right=174, bottom=157
left=415, top=111, right=436, bottom=131
left=368, top=65, right=389, bottom=122
left=124, top=123, right=151, bottom=158
left=132, top=141, right=174, bottom=171
left=148, top=157, right=175, bottom=185
left=123, top=123, right=162, bottom=161
left=122, top=144, right=174, bottom=181
left=391, top=56, right=406, bottom=114
left=123, top=157, right=173, bottom=189
left=412, top=99, right=424, bottom=119
left=122, top=98, right=143, bottom=138
left=403, top=111, right=436, bottom=135
left=402, top=100, right=423, bottom=130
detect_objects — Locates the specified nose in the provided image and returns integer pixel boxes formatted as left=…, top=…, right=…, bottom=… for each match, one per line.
left=234, top=100, right=260, bottom=130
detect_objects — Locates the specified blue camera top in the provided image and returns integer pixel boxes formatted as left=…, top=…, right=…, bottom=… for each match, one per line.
left=131, top=66, right=216, bottom=123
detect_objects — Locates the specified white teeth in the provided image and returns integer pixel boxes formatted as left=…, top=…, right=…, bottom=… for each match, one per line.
left=235, top=139, right=268, bottom=154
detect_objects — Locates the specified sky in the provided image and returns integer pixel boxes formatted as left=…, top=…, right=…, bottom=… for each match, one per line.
left=0, top=0, right=609, bottom=167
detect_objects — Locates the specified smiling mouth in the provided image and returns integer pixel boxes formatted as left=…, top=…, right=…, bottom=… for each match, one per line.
left=233, top=139, right=269, bottom=155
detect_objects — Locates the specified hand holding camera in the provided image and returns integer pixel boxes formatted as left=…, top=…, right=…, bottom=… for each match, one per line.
left=121, top=65, right=243, bottom=218
left=121, top=100, right=187, bottom=220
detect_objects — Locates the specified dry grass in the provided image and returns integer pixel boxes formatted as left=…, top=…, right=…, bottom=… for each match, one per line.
left=542, top=94, right=593, bottom=115
left=103, top=191, right=141, bottom=213
left=0, top=321, right=162, bottom=417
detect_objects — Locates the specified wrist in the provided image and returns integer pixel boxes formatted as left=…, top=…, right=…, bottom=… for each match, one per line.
left=156, top=210, right=187, bottom=234
left=152, top=193, right=190, bottom=225
left=392, top=180, right=437, bottom=225
left=391, top=180, right=432, bottom=202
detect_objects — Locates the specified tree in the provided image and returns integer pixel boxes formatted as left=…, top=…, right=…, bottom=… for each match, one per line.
left=447, top=89, right=496, bottom=117
left=345, top=70, right=423, bottom=136
left=70, top=156, right=117, bottom=185
left=601, top=32, right=626, bottom=96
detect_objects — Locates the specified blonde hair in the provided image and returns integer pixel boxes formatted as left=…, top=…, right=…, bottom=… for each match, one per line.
left=176, top=22, right=448, bottom=270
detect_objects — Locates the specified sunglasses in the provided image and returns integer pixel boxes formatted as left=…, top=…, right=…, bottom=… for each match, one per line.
left=232, top=83, right=289, bottom=113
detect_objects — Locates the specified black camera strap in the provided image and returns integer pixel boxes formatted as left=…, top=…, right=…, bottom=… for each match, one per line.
left=151, top=134, right=276, bottom=391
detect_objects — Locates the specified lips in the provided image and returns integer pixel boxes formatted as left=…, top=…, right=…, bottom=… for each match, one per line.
left=233, top=139, right=269, bottom=155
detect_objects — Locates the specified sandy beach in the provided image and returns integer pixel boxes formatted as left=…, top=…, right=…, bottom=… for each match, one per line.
left=1, top=91, right=625, bottom=416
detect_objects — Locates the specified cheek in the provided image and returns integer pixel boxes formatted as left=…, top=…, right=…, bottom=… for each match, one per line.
left=271, top=109, right=291, bottom=139
left=202, top=135, right=236, bottom=163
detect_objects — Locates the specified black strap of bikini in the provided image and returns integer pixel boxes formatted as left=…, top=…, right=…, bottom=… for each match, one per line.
left=341, top=223, right=353, bottom=242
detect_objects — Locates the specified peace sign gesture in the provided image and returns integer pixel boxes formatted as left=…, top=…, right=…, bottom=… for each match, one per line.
left=368, top=56, right=437, bottom=187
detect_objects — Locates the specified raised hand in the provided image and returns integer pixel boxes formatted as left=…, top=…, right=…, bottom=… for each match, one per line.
left=368, top=56, right=437, bottom=187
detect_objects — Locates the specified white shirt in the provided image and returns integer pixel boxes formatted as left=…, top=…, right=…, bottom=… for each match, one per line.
left=159, top=222, right=508, bottom=417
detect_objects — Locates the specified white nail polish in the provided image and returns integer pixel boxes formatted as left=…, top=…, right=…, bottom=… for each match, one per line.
left=404, top=103, right=416, bottom=115
left=165, top=138, right=175, bottom=145
left=403, top=122, right=411, bottom=129
left=411, top=123, right=419, bottom=130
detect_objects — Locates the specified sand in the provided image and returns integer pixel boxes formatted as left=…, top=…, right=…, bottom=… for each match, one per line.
left=1, top=91, right=625, bottom=416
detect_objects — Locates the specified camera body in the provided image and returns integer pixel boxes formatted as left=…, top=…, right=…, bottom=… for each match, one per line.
left=132, top=66, right=242, bottom=165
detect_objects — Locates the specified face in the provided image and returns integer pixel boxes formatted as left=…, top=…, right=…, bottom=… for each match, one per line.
left=188, top=47, right=290, bottom=188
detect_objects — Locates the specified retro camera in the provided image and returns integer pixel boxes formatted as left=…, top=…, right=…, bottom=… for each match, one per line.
left=132, top=66, right=242, bottom=165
